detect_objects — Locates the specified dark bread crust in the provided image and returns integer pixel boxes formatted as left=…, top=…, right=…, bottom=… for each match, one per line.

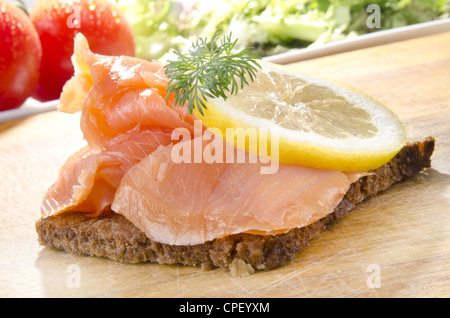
left=36, top=137, right=435, bottom=271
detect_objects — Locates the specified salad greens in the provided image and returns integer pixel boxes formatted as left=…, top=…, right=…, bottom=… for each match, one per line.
left=115, top=0, right=450, bottom=61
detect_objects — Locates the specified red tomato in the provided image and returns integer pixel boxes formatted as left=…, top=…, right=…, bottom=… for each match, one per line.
left=0, top=0, right=42, bottom=111
left=31, top=0, right=135, bottom=102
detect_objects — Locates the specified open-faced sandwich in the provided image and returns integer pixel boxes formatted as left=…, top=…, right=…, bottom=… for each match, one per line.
left=36, top=32, right=435, bottom=275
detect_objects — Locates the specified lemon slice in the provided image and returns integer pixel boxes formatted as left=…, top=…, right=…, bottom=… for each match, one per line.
left=194, top=61, right=406, bottom=172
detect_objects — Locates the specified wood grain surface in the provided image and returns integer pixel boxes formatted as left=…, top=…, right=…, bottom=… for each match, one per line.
left=1, top=31, right=449, bottom=298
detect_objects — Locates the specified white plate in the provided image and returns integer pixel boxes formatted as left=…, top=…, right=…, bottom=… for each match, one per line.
left=0, top=98, right=59, bottom=123
left=263, top=18, right=450, bottom=64
left=1, top=19, right=449, bottom=124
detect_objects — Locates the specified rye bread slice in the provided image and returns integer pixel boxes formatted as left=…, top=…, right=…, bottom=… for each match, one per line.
left=36, top=137, right=435, bottom=271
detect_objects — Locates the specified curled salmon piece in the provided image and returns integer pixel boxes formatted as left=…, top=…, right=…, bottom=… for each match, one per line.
left=59, top=33, right=196, bottom=151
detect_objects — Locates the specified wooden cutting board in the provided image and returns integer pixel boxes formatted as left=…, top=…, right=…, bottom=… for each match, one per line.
left=1, top=31, right=449, bottom=298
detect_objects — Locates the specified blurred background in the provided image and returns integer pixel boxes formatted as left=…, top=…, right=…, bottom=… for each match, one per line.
left=2, top=0, right=448, bottom=117
left=115, top=0, right=450, bottom=62
left=16, top=0, right=450, bottom=62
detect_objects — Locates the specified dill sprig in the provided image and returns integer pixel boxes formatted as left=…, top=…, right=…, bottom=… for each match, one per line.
left=164, top=30, right=261, bottom=115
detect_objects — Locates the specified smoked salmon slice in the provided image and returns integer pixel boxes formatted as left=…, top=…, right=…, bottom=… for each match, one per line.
left=111, top=136, right=362, bottom=245
left=41, top=128, right=174, bottom=216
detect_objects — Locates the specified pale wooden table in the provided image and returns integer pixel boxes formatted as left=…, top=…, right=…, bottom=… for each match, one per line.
left=1, top=32, right=449, bottom=298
